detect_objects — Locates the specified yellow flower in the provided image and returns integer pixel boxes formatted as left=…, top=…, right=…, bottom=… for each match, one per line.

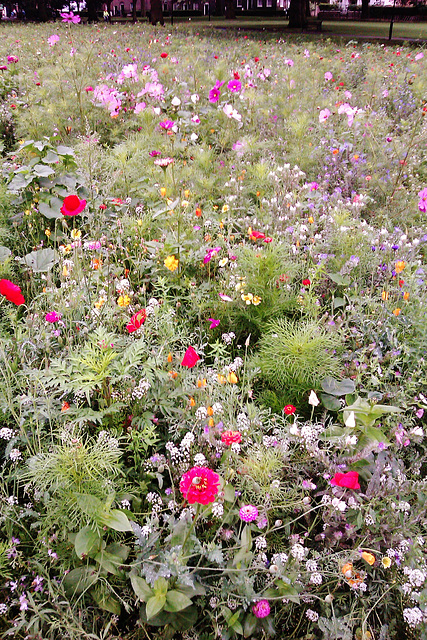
left=227, top=372, right=238, bottom=384
left=393, top=308, right=401, bottom=316
left=222, top=204, right=229, bottom=214
left=71, top=229, right=81, bottom=239
left=160, top=187, right=167, bottom=197
left=395, top=260, right=406, bottom=274
left=403, top=292, right=410, bottom=301
left=62, top=265, right=69, bottom=277
left=308, top=216, right=314, bottom=224
left=184, top=189, right=190, bottom=198
left=45, top=229, right=51, bottom=237
left=137, top=219, right=143, bottom=226
left=252, top=295, right=262, bottom=306
left=381, top=291, right=389, bottom=301
left=95, top=297, right=106, bottom=309
left=181, top=200, right=189, bottom=208
left=164, top=255, right=179, bottom=272
left=382, top=557, right=392, bottom=568
left=241, top=292, right=253, bottom=305
left=117, top=294, right=131, bottom=307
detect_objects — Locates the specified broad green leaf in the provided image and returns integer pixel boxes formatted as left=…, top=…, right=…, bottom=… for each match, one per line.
left=164, top=590, right=193, bottom=612
left=328, top=272, right=351, bottom=286
left=0, top=246, right=11, bottom=263
left=38, top=201, right=62, bottom=219
left=74, top=526, right=102, bottom=559
left=105, top=542, right=130, bottom=561
left=276, top=580, right=300, bottom=603
left=74, top=493, right=103, bottom=518
left=322, top=377, right=355, bottom=397
left=44, top=150, right=59, bottom=163
left=146, top=594, right=166, bottom=620
left=56, top=145, right=75, bottom=156
left=241, top=525, right=252, bottom=551
left=332, top=297, right=346, bottom=310
left=91, top=586, right=121, bottom=614
left=223, top=483, right=236, bottom=502
left=99, top=509, right=132, bottom=532
left=228, top=611, right=241, bottom=628
left=130, top=573, right=152, bottom=602
left=153, top=577, right=169, bottom=597
left=320, top=393, right=342, bottom=411
left=244, top=613, right=258, bottom=637
left=363, top=426, right=390, bottom=444
left=63, top=566, right=98, bottom=596
left=8, top=173, right=33, bottom=191
left=21, top=248, right=56, bottom=272
left=93, top=551, right=123, bottom=575
left=170, top=605, right=198, bottom=631
left=33, top=164, right=55, bottom=177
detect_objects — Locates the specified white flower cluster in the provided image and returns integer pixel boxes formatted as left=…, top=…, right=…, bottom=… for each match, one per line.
left=9, top=449, right=22, bottom=462
left=403, top=607, right=425, bottom=628
left=194, top=453, right=207, bottom=466
left=222, top=332, right=235, bottom=345
left=306, top=609, right=319, bottom=622
left=133, top=378, right=151, bottom=399
left=291, top=543, right=307, bottom=561
left=0, top=428, right=14, bottom=440
left=236, top=412, right=250, bottom=432
left=97, top=431, right=119, bottom=449
left=404, top=567, right=427, bottom=588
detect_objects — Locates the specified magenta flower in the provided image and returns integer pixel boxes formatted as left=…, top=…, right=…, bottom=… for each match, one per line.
left=7, top=55, right=19, bottom=63
left=159, top=119, right=175, bottom=130
left=252, top=600, right=271, bottom=619
left=209, top=87, right=221, bottom=103
left=208, top=318, right=220, bottom=329
left=45, top=311, right=61, bottom=323
left=324, top=71, right=333, bottom=81
left=239, top=505, right=258, bottom=522
left=60, top=11, right=81, bottom=23
left=227, top=79, right=242, bottom=92
left=149, top=150, right=161, bottom=157
left=418, top=187, right=427, bottom=212
left=180, top=466, right=220, bottom=504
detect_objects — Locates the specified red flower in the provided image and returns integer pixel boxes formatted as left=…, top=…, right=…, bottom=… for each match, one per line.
left=233, top=71, right=240, bottom=80
left=250, top=230, right=266, bottom=240
left=126, top=309, right=147, bottom=333
left=302, top=279, right=311, bottom=286
left=181, top=346, right=200, bottom=368
left=61, top=195, right=86, bottom=217
left=179, top=466, right=220, bottom=505
left=0, top=279, right=25, bottom=306
left=330, top=471, right=360, bottom=490
left=221, top=430, right=242, bottom=445
left=284, top=404, right=296, bottom=415
left=160, top=52, right=168, bottom=58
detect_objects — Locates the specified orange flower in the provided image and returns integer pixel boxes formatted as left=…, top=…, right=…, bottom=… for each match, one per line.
left=393, top=308, right=401, bottom=316
left=208, top=418, right=215, bottom=427
left=341, top=562, right=353, bottom=577
left=61, top=401, right=70, bottom=412
left=169, top=370, right=178, bottom=379
left=381, top=291, right=389, bottom=301
left=197, top=378, right=207, bottom=388
left=227, top=372, right=238, bottom=384
left=189, top=396, right=196, bottom=407
left=207, top=406, right=214, bottom=416
left=361, top=551, right=376, bottom=565
left=217, top=374, right=227, bottom=384
left=167, top=352, right=173, bottom=363
left=403, top=292, right=410, bottom=301
left=160, top=187, right=167, bottom=197
left=195, top=207, right=202, bottom=217
left=395, top=260, right=406, bottom=274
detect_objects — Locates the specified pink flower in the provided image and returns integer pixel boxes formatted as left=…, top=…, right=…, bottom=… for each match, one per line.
left=227, top=79, right=241, bottom=92
left=209, top=87, right=221, bottom=103
left=324, top=71, right=333, bottom=81
left=221, top=430, right=242, bottom=445
left=330, top=471, right=360, bottom=490
left=0, top=279, right=25, bottom=306
left=60, top=11, right=81, bottom=23
left=179, top=466, right=220, bottom=504
left=239, top=504, right=258, bottom=522
left=45, top=311, right=61, bottom=323
left=207, top=318, right=220, bottom=329
left=61, top=195, right=86, bottom=217
left=85, top=86, right=94, bottom=92
left=319, top=108, right=331, bottom=123
left=159, top=119, right=175, bottom=130
left=47, top=35, right=60, bottom=47
left=181, top=346, right=200, bottom=368
left=418, top=188, right=427, bottom=212
left=7, top=55, right=19, bottom=63
left=284, top=404, right=296, bottom=415
left=126, top=309, right=147, bottom=333
left=252, top=600, right=271, bottom=618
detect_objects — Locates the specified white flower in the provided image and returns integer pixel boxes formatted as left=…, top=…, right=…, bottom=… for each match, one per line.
left=171, top=96, right=181, bottom=106
left=345, top=411, right=356, bottom=428
left=191, top=93, right=199, bottom=103
left=308, top=390, right=320, bottom=407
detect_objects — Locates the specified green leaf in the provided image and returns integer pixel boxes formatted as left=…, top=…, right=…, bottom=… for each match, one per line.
left=44, top=150, right=59, bottom=163
left=164, top=590, right=193, bottom=612
left=130, top=573, right=153, bottom=602
left=93, top=551, right=123, bottom=575
left=21, top=248, right=56, bottom=272
left=332, top=296, right=346, bottom=310
left=99, top=509, right=132, bottom=532
left=105, top=542, right=130, bottom=561
left=63, top=566, right=98, bottom=596
left=320, top=393, right=342, bottom=411
left=0, top=246, right=11, bottom=263
left=74, top=526, right=102, bottom=559
left=241, top=525, right=252, bottom=551
left=363, top=426, right=390, bottom=444
left=322, top=377, right=355, bottom=397
left=223, top=483, right=236, bottom=502
left=244, top=613, right=259, bottom=637
left=275, top=580, right=300, bottom=603
left=153, top=577, right=169, bottom=597
left=38, top=201, right=62, bottom=219
left=56, top=145, right=75, bottom=156
left=228, top=611, right=241, bottom=628
left=91, top=586, right=121, bottom=614
left=74, top=493, right=103, bottom=518
left=170, top=605, right=198, bottom=631
left=146, top=594, right=166, bottom=620
left=328, top=272, right=351, bottom=286
left=33, top=164, right=55, bottom=177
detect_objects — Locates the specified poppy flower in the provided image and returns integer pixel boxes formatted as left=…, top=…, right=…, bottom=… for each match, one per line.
left=160, top=52, right=168, bottom=58
left=181, top=346, right=200, bottom=368
left=179, top=466, right=220, bottom=505
left=126, top=309, right=147, bottom=333
left=61, top=195, right=86, bottom=217
left=302, top=279, right=311, bottom=286
left=0, top=279, right=25, bottom=306
left=330, top=471, right=360, bottom=490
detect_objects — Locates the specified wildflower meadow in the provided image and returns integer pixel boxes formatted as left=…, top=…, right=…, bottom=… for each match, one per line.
left=1, top=19, right=427, bottom=640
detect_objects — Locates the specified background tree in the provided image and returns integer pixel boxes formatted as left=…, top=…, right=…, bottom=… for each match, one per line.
left=288, top=0, right=308, bottom=28
left=150, top=0, right=164, bottom=23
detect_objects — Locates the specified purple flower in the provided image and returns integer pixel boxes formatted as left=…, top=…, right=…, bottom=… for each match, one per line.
left=227, top=79, right=242, bottom=92
left=239, top=504, right=258, bottom=522
left=60, top=11, right=81, bottom=23
left=19, top=593, right=29, bottom=612
left=252, top=600, right=271, bottom=618
left=149, top=150, right=161, bottom=157
left=209, top=87, right=221, bottom=103
left=416, top=409, right=424, bottom=419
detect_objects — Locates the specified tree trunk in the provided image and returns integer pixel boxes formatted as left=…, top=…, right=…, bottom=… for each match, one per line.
left=361, top=0, right=369, bottom=19
left=150, top=0, right=164, bottom=23
left=288, top=0, right=307, bottom=27
left=224, top=0, right=236, bottom=18
left=86, top=0, right=99, bottom=21
left=132, top=0, right=137, bottom=21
